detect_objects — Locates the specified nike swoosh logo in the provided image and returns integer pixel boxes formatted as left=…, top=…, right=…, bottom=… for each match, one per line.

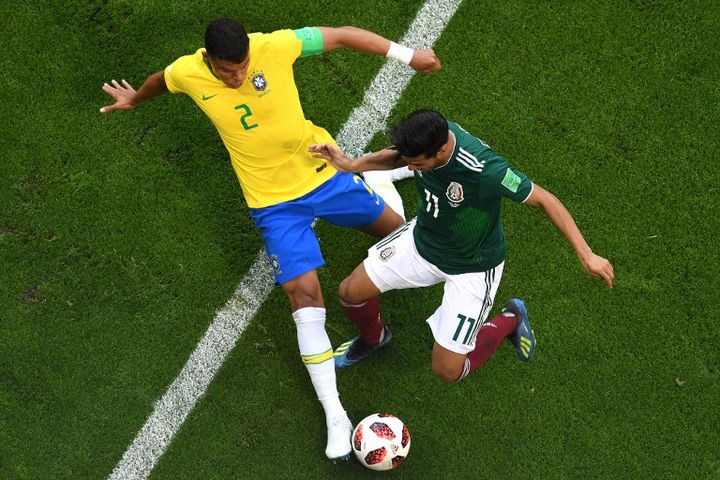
left=202, top=94, right=218, bottom=101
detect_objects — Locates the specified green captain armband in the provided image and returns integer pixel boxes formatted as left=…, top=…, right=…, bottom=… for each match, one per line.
left=293, top=27, right=324, bottom=57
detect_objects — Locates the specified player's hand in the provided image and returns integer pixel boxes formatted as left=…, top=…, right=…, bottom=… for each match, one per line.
left=410, top=48, right=441, bottom=73
left=308, top=144, right=355, bottom=172
left=581, top=253, right=615, bottom=288
left=100, top=79, right=137, bottom=113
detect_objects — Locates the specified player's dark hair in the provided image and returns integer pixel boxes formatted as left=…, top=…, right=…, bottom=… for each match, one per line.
left=204, top=17, right=250, bottom=63
left=389, top=109, right=449, bottom=158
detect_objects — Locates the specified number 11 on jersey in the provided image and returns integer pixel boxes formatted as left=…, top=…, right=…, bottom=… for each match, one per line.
left=424, top=188, right=439, bottom=218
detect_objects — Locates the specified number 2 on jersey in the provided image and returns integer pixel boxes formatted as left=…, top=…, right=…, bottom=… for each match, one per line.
left=424, top=188, right=439, bottom=218
left=234, top=103, right=258, bottom=130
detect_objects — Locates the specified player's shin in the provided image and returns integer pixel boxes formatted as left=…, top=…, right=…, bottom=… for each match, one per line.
left=292, top=307, right=352, bottom=459
left=339, top=297, right=384, bottom=345
left=459, top=312, right=516, bottom=380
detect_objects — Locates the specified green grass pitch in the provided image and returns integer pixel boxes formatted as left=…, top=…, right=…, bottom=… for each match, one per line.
left=1, top=0, right=719, bottom=478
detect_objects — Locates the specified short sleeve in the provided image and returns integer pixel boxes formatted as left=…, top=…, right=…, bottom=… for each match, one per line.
left=163, top=58, right=185, bottom=94
left=479, top=155, right=533, bottom=203
left=259, top=29, right=303, bottom=63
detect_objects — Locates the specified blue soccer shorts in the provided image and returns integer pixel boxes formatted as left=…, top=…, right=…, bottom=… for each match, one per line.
left=249, top=172, right=385, bottom=284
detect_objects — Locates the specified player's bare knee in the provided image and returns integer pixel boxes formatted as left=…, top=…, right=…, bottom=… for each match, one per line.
left=387, top=210, right=404, bottom=230
left=338, top=272, right=370, bottom=305
left=431, top=362, right=461, bottom=384
left=282, top=275, right=323, bottom=310
left=287, top=291, right=322, bottom=310
left=338, top=277, right=357, bottom=304
left=383, top=211, right=404, bottom=233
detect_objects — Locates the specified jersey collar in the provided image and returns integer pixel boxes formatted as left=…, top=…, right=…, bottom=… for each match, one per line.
left=201, top=54, right=223, bottom=81
left=434, top=131, right=457, bottom=170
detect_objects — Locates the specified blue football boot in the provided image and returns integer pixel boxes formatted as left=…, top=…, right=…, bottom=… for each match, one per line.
left=504, top=298, right=536, bottom=361
left=334, top=327, right=392, bottom=369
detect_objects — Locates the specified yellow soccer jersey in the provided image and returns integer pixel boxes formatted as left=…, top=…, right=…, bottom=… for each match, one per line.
left=163, top=28, right=336, bottom=208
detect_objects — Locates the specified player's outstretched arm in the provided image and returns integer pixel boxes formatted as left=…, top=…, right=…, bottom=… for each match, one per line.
left=309, top=145, right=404, bottom=173
left=525, top=184, right=615, bottom=287
left=317, top=26, right=441, bottom=73
left=100, top=70, right=168, bottom=113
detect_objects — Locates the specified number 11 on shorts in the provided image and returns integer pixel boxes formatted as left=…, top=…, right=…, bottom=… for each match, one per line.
left=452, top=313, right=477, bottom=345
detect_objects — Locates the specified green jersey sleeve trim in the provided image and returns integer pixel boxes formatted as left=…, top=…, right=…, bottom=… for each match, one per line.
left=293, top=27, right=324, bottom=57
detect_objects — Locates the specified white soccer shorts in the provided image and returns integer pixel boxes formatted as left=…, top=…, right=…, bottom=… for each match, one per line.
left=363, top=218, right=504, bottom=354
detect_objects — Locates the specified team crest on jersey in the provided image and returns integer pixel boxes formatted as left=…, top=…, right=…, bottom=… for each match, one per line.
left=379, top=246, right=396, bottom=262
left=446, top=181, right=464, bottom=207
left=250, top=71, right=268, bottom=91
left=270, top=254, right=281, bottom=275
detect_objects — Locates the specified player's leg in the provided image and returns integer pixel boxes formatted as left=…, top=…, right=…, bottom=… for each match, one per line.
left=431, top=342, right=469, bottom=383
left=338, top=263, right=382, bottom=339
left=430, top=312, right=518, bottom=382
left=334, top=263, right=390, bottom=367
left=361, top=170, right=407, bottom=220
left=426, top=263, right=515, bottom=382
left=460, top=310, right=517, bottom=378
left=430, top=320, right=519, bottom=383
left=357, top=203, right=404, bottom=237
left=317, top=172, right=404, bottom=238
left=428, top=264, right=536, bottom=382
left=454, top=298, right=536, bottom=380
left=250, top=202, right=352, bottom=461
left=282, top=271, right=353, bottom=461
left=363, top=166, right=413, bottom=188
left=335, top=219, right=444, bottom=368
left=282, top=268, right=325, bottom=311
left=389, top=165, right=413, bottom=182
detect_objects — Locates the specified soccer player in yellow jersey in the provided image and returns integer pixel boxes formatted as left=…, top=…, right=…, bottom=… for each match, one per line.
left=100, top=17, right=440, bottom=461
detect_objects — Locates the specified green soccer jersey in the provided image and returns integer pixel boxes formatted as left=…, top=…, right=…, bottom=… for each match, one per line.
left=413, top=121, right=533, bottom=274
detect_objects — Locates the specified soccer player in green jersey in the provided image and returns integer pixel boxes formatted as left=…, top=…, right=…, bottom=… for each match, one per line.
left=100, top=18, right=440, bottom=461
left=310, top=109, right=614, bottom=383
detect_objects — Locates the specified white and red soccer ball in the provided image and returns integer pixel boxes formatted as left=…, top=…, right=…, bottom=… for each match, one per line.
left=352, top=413, right=411, bottom=471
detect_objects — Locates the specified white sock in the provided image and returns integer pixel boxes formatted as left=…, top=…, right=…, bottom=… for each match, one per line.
left=389, top=165, right=413, bottom=182
left=292, top=307, right=345, bottom=422
left=362, top=170, right=406, bottom=220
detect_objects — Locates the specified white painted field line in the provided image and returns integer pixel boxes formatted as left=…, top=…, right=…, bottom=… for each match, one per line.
left=109, top=1, right=463, bottom=478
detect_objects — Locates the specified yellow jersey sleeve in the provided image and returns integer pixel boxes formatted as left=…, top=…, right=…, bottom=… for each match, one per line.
left=252, top=29, right=302, bottom=64
left=164, top=51, right=201, bottom=94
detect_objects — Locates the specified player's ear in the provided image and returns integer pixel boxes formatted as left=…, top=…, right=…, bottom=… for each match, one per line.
left=438, top=141, right=451, bottom=156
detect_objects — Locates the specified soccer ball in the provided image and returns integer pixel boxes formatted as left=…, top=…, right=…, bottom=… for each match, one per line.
left=352, top=413, right=411, bottom=471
